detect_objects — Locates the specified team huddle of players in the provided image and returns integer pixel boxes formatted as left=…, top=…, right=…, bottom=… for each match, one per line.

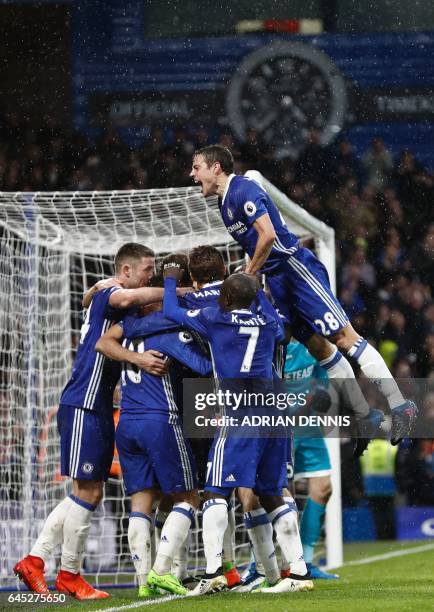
left=99, top=245, right=318, bottom=597
left=13, top=145, right=417, bottom=601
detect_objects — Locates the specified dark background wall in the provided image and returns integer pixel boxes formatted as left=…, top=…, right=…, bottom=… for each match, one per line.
left=0, top=4, right=71, bottom=126
left=71, top=1, right=434, bottom=169
left=1, top=1, right=433, bottom=168
left=143, top=0, right=321, bottom=37
left=143, top=0, right=434, bottom=37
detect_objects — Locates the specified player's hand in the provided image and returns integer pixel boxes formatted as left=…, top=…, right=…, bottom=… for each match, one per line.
left=83, top=277, right=123, bottom=308
left=133, top=350, right=168, bottom=376
left=95, top=277, right=123, bottom=291
left=243, top=268, right=262, bottom=284
left=163, top=261, right=184, bottom=282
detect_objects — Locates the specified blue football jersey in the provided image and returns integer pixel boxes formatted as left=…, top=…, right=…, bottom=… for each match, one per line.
left=121, top=311, right=180, bottom=339
left=183, top=281, right=286, bottom=378
left=117, top=284, right=224, bottom=342
left=60, top=287, right=123, bottom=412
left=181, top=281, right=222, bottom=309
left=120, top=313, right=212, bottom=420
left=220, top=175, right=299, bottom=273
left=164, top=277, right=283, bottom=379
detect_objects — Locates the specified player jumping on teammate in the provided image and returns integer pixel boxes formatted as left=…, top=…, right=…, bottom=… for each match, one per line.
left=190, top=145, right=417, bottom=446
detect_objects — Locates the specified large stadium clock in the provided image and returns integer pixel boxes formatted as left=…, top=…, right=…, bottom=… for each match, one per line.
left=226, top=41, right=348, bottom=158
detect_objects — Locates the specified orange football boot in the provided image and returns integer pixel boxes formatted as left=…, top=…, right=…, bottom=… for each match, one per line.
left=55, top=570, right=110, bottom=600
left=223, top=563, right=242, bottom=588
left=13, top=555, right=50, bottom=595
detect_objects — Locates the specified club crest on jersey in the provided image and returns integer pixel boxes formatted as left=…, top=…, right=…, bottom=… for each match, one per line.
left=179, top=331, right=193, bottom=343
left=244, top=201, right=257, bottom=216
left=227, top=207, right=234, bottom=220
left=187, top=309, right=200, bottom=317
left=82, top=462, right=94, bottom=474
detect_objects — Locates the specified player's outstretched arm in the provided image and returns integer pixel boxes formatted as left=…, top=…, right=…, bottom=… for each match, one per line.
left=162, top=265, right=190, bottom=325
left=163, top=269, right=211, bottom=339
left=84, top=283, right=192, bottom=310
left=108, top=287, right=166, bottom=309
left=113, top=285, right=194, bottom=307
left=83, top=277, right=122, bottom=308
left=96, top=323, right=168, bottom=376
left=245, top=214, right=276, bottom=276
left=159, top=333, right=212, bottom=376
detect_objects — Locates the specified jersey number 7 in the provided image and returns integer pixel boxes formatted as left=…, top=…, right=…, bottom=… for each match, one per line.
left=239, top=327, right=259, bottom=373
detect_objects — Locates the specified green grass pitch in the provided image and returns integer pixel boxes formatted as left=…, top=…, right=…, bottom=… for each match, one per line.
left=8, top=541, right=434, bottom=612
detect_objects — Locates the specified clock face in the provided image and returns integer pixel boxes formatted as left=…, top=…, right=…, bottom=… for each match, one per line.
left=226, top=41, right=348, bottom=158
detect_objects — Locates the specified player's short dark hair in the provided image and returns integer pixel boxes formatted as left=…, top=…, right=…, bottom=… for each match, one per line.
left=194, top=144, right=234, bottom=174
left=188, top=245, right=226, bottom=284
left=221, top=273, right=257, bottom=309
left=114, top=243, right=154, bottom=273
left=160, top=252, right=190, bottom=286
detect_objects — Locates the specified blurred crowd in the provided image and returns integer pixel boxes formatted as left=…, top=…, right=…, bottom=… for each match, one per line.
left=1, top=114, right=432, bottom=377
left=1, top=113, right=433, bottom=513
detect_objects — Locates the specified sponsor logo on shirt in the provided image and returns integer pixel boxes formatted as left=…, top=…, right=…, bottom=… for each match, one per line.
left=227, top=220, right=248, bottom=235
left=284, top=364, right=315, bottom=380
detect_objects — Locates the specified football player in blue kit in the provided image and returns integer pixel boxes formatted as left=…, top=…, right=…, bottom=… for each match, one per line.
left=182, top=246, right=242, bottom=588
left=190, top=145, right=417, bottom=446
left=137, top=246, right=226, bottom=341
left=163, top=268, right=313, bottom=596
left=183, top=245, right=225, bottom=309
left=14, top=243, right=172, bottom=600
left=96, top=301, right=212, bottom=597
left=126, top=246, right=243, bottom=589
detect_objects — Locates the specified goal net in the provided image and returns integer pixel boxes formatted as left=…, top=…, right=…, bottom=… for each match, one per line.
left=0, top=174, right=341, bottom=589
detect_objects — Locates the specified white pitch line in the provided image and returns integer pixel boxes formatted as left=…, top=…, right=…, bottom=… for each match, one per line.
left=96, top=543, right=434, bottom=611
left=344, top=542, right=434, bottom=566
left=94, top=593, right=181, bottom=612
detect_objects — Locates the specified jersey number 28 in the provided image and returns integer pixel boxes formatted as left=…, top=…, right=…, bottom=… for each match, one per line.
left=314, top=311, right=340, bottom=336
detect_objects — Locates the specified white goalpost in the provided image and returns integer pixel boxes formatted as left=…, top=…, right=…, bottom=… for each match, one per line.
left=0, top=174, right=342, bottom=589
left=246, top=172, right=343, bottom=570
